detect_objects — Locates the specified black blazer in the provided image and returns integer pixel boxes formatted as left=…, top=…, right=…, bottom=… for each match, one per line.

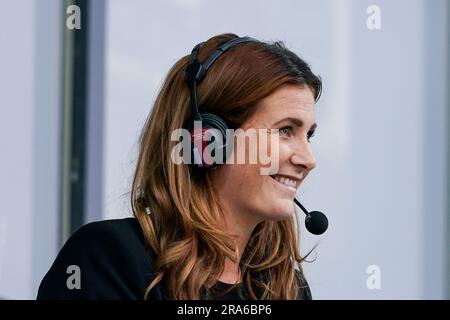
left=37, top=217, right=312, bottom=300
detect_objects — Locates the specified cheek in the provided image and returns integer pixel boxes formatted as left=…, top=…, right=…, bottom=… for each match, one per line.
left=224, top=165, right=295, bottom=220
left=236, top=165, right=264, bottom=188
left=276, top=142, right=291, bottom=164
left=224, top=164, right=266, bottom=199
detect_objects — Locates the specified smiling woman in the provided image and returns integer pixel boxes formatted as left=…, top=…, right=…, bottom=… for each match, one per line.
left=37, top=33, right=322, bottom=300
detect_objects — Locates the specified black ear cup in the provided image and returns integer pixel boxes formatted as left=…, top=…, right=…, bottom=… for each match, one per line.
left=185, top=112, right=232, bottom=169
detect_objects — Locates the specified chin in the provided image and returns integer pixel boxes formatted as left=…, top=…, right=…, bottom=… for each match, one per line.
left=264, top=200, right=295, bottom=221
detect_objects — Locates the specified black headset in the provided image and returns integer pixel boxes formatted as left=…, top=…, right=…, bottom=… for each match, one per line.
left=184, top=36, right=260, bottom=169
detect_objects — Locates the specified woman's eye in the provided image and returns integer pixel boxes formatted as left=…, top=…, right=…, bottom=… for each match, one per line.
left=279, top=126, right=293, bottom=136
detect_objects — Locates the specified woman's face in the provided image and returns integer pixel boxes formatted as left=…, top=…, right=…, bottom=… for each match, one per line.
left=211, top=84, right=317, bottom=225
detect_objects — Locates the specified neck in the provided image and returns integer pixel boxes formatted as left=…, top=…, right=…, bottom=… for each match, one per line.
left=217, top=198, right=262, bottom=284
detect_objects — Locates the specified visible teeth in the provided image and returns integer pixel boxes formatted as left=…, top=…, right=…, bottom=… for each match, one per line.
left=273, top=175, right=297, bottom=188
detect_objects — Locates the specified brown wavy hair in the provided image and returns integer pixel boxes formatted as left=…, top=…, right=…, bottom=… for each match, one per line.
left=130, top=33, right=322, bottom=299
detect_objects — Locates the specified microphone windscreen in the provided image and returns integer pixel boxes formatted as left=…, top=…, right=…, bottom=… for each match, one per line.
left=305, top=211, right=328, bottom=235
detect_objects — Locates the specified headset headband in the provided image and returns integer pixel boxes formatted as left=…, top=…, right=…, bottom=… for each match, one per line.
left=185, top=36, right=260, bottom=120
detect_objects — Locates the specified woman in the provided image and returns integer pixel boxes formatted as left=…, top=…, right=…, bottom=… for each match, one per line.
left=37, top=33, right=322, bottom=300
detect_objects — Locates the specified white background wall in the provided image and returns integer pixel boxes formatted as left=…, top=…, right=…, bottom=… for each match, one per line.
left=0, top=0, right=35, bottom=299
left=0, top=0, right=447, bottom=299
left=0, top=0, right=62, bottom=299
left=103, top=0, right=449, bottom=299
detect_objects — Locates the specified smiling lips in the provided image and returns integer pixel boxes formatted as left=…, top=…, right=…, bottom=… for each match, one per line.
left=270, top=172, right=305, bottom=190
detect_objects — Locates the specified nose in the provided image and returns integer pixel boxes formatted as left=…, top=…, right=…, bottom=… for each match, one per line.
left=290, top=141, right=317, bottom=171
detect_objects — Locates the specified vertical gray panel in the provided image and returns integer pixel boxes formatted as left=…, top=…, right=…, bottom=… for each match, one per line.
left=84, top=0, right=106, bottom=224
left=423, top=0, right=449, bottom=300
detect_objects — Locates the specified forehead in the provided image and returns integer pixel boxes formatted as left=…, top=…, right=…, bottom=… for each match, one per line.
left=248, top=85, right=316, bottom=125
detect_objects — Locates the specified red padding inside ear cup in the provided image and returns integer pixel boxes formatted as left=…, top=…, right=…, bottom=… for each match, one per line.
left=184, top=112, right=230, bottom=169
left=189, top=127, right=214, bottom=168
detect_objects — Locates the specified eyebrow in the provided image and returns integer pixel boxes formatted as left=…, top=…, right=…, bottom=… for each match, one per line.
left=273, top=117, right=317, bottom=131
